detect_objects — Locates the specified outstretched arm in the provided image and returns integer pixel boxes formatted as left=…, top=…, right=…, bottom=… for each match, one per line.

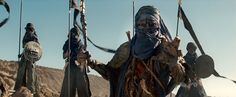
left=87, top=41, right=131, bottom=80
left=88, top=60, right=110, bottom=80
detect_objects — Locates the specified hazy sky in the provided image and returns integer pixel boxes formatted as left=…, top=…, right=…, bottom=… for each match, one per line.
left=0, top=0, right=236, bottom=96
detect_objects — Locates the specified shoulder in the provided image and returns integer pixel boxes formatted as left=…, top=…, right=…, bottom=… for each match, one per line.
left=108, top=41, right=130, bottom=68
left=116, top=41, right=131, bottom=56
left=118, top=41, right=130, bottom=50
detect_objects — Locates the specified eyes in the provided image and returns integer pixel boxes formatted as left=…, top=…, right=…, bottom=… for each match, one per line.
left=136, top=20, right=159, bottom=29
left=137, top=22, right=155, bottom=27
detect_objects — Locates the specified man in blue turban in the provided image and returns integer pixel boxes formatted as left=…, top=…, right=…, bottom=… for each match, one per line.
left=88, top=5, right=188, bottom=97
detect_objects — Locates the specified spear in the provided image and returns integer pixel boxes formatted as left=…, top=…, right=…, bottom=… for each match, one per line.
left=132, top=0, right=135, bottom=36
left=79, top=0, right=90, bottom=72
left=18, top=0, right=23, bottom=61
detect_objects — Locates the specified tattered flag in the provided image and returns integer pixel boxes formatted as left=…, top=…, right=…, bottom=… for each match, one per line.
left=177, top=5, right=205, bottom=55
left=69, top=0, right=79, bottom=26
left=178, top=5, right=236, bottom=84
left=212, top=70, right=236, bottom=84
left=87, top=37, right=116, bottom=53
left=69, top=0, right=78, bottom=9
left=0, top=0, right=10, bottom=28
left=75, top=23, right=116, bottom=53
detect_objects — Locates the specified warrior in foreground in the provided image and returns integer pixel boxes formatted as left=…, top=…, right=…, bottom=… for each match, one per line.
left=85, top=5, right=189, bottom=97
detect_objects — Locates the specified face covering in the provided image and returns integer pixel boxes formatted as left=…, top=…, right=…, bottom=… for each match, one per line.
left=131, top=5, right=163, bottom=60
left=131, top=28, right=161, bottom=60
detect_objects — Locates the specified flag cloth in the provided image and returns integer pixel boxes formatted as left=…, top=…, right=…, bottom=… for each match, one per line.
left=75, top=24, right=116, bottom=53
left=178, top=5, right=236, bottom=84
left=0, top=0, right=10, bottom=28
left=69, top=0, right=78, bottom=9
left=87, top=37, right=116, bottom=53
left=212, top=69, right=236, bottom=84
left=69, top=0, right=79, bottom=26
left=177, top=5, right=205, bottom=55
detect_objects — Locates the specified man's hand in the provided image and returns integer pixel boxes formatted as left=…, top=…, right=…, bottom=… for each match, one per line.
left=87, top=59, right=97, bottom=69
left=18, top=54, right=22, bottom=58
left=77, top=50, right=90, bottom=66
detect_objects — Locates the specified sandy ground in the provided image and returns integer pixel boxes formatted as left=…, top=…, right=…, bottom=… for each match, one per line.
left=0, top=59, right=109, bottom=97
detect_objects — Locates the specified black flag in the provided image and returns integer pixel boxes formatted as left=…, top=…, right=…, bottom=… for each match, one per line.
left=0, top=0, right=10, bottom=28
left=178, top=5, right=236, bottom=84
left=69, top=0, right=78, bottom=8
left=87, top=37, right=116, bottom=53
left=69, top=0, right=79, bottom=26
left=177, top=5, right=205, bottom=55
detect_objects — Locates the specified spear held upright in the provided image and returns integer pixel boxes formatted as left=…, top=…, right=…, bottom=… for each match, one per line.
left=79, top=0, right=90, bottom=72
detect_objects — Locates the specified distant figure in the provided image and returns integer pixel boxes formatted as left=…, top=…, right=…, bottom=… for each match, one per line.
left=22, top=23, right=39, bottom=48
left=60, top=27, right=91, bottom=97
left=14, top=23, right=40, bottom=95
left=176, top=42, right=207, bottom=97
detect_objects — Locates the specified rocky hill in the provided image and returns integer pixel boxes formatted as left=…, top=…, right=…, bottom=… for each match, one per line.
left=0, top=59, right=109, bottom=97
left=0, top=59, right=176, bottom=97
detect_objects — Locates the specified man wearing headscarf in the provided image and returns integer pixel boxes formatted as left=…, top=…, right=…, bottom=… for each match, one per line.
left=176, top=42, right=207, bottom=97
left=60, top=27, right=91, bottom=97
left=86, top=6, right=188, bottom=97
left=22, top=23, right=39, bottom=48
left=14, top=23, right=40, bottom=95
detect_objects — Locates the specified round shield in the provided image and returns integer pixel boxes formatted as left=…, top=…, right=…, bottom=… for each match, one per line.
left=23, top=41, right=42, bottom=62
left=194, top=54, right=214, bottom=78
